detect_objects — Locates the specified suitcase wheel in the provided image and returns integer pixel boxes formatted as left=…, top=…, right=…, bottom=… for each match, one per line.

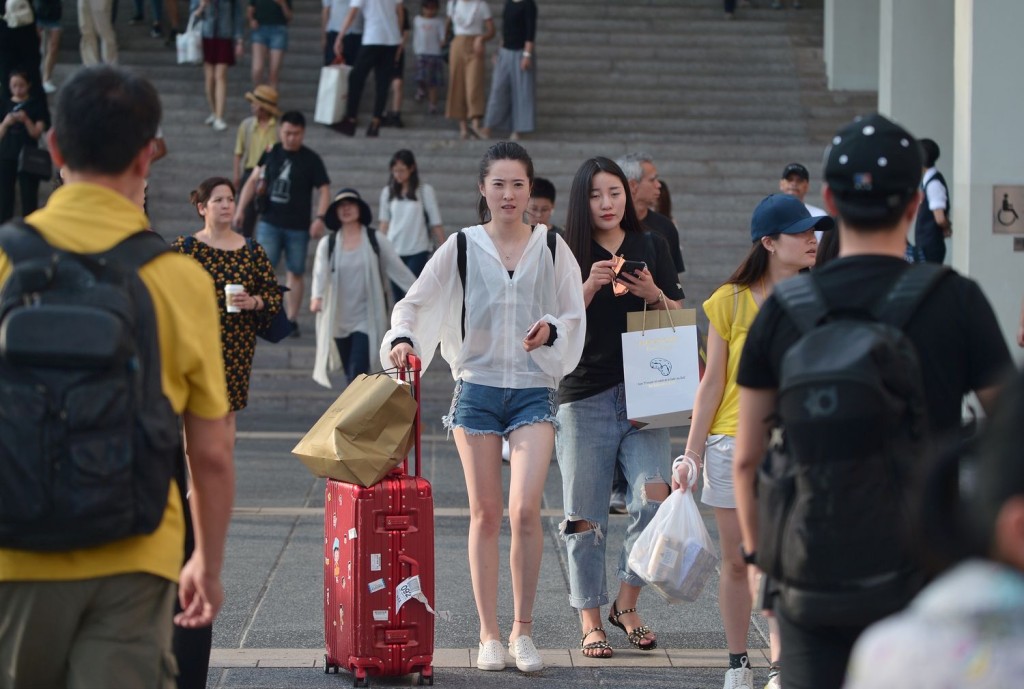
left=353, top=677, right=369, bottom=688
left=418, top=666, right=434, bottom=685
left=323, top=654, right=335, bottom=674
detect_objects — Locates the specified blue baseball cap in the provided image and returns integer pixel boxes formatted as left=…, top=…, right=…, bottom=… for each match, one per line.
left=750, top=194, right=835, bottom=242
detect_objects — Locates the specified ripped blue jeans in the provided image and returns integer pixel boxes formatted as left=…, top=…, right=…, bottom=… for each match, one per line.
left=555, top=383, right=670, bottom=610
left=442, top=380, right=558, bottom=437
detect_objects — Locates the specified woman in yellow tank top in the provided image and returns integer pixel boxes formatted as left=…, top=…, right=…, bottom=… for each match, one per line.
left=674, top=194, right=832, bottom=689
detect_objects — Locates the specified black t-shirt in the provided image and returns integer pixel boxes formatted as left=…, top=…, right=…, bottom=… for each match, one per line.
left=738, top=255, right=1011, bottom=436
left=559, top=230, right=685, bottom=403
left=642, top=210, right=685, bottom=273
left=249, top=0, right=290, bottom=25
left=0, top=97, right=46, bottom=161
left=257, top=144, right=330, bottom=230
left=501, top=0, right=536, bottom=50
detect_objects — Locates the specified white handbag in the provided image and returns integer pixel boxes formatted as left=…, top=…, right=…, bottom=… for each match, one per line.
left=4, top=0, right=34, bottom=28
left=620, top=306, right=700, bottom=429
left=176, top=14, right=203, bottom=65
left=314, top=64, right=351, bottom=125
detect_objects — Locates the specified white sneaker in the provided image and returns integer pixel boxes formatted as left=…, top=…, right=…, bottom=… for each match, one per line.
left=43, top=81, right=57, bottom=94
left=764, top=670, right=782, bottom=689
left=724, top=658, right=754, bottom=689
left=509, top=635, right=543, bottom=672
left=212, top=118, right=228, bottom=131
left=476, top=640, right=505, bottom=671
left=204, top=114, right=217, bottom=125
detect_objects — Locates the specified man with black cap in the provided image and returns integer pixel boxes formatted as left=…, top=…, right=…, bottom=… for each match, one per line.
left=779, top=162, right=827, bottom=228
left=731, top=114, right=1012, bottom=689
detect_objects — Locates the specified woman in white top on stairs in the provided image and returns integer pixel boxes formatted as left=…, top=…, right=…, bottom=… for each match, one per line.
left=383, top=141, right=586, bottom=674
left=378, top=149, right=445, bottom=302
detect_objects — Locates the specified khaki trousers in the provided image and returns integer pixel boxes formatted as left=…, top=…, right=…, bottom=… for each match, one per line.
left=446, top=35, right=486, bottom=121
left=0, top=573, right=177, bottom=689
left=78, top=0, right=119, bottom=65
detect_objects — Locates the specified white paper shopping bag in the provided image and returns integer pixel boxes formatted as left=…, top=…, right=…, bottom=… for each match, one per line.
left=621, top=308, right=699, bottom=429
left=314, top=65, right=351, bottom=125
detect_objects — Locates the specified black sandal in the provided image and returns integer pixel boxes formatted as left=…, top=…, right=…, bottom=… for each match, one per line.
left=580, top=626, right=613, bottom=658
left=607, top=600, right=657, bottom=651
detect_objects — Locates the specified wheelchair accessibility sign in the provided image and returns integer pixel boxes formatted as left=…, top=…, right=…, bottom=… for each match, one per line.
left=992, top=185, right=1024, bottom=234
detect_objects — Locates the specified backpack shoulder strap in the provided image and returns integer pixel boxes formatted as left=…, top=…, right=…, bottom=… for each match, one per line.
left=0, top=220, right=53, bottom=265
left=772, top=274, right=829, bottom=335
left=99, top=230, right=169, bottom=271
left=457, top=229, right=467, bottom=340
left=874, top=263, right=950, bottom=329
left=366, top=226, right=380, bottom=257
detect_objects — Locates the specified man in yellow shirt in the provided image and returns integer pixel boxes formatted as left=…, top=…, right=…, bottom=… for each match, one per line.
left=0, top=66, right=234, bottom=689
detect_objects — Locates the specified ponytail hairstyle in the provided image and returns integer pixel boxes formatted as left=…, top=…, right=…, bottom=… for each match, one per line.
left=190, top=176, right=235, bottom=218
left=563, top=156, right=644, bottom=270
left=476, top=141, right=535, bottom=224
left=387, top=148, right=420, bottom=202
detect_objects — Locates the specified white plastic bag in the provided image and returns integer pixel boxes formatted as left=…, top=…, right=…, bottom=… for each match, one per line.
left=176, top=14, right=203, bottom=65
left=314, top=64, right=351, bottom=125
left=627, top=457, right=718, bottom=603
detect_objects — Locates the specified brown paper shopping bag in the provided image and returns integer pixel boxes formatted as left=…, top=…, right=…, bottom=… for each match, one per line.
left=292, top=373, right=417, bottom=486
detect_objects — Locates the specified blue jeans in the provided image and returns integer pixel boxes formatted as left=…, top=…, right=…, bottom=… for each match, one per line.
left=443, top=380, right=557, bottom=437
left=256, top=221, right=309, bottom=275
left=251, top=23, right=288, bottom=51
left=555, top=383, right=671, bottom=609
left=392, top=251, right=429, bottom=303
left=334, top=332, right=370, bottom=383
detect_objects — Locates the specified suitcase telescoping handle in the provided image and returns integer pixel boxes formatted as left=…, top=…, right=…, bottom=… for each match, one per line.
left=398, top=355, right=422, bottom=477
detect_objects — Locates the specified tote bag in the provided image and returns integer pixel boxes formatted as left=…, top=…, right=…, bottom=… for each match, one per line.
left=621, top=306, right=700, bottom=429
left=314, top=64, right=351, bottom=125
left=176, top=14, right=203, bottom=65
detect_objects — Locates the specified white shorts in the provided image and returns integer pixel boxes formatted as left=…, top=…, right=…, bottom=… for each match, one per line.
left=700, top=434, right=736, bottom=509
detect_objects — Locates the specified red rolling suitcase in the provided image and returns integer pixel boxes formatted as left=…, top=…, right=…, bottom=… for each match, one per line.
left=323, top=357, right=435, bottom=687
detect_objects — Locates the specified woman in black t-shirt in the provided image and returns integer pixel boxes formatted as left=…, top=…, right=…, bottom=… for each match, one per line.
left=555, top=157, right=683, bottom=658
left=0, top=70, right=47, bottom=223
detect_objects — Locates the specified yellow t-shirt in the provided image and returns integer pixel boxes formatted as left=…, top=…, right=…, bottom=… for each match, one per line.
left=235, top=115, right=278, bottom=170
left=703, top=282, right=760, bottom=436
left=0, top=183, right=229, bottom=583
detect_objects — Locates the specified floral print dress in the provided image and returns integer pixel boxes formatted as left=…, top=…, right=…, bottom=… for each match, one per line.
left=172, top=235, right=282, bottom=410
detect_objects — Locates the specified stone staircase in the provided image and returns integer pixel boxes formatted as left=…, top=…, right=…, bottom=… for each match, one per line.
left=48, top=0, right=874, bottom=410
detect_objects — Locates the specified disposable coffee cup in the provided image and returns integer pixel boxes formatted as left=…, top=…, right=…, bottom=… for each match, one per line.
left=225, top=284, right=245, bottom=313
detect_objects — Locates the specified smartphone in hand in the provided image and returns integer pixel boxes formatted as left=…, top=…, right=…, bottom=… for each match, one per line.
left=523, top=320, right=544, bottom=342
left=615, top=260, right=647, bottom=280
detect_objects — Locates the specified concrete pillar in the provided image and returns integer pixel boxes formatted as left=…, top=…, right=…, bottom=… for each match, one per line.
left=824, top=0, right=880, bottom=91
left=878, top=0, right=955, bottom=177
left=953, top=0, right=1024, bottom=355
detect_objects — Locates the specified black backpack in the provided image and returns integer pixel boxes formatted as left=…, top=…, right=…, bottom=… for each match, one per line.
left=0, top=221, right=183, bottom=551
left=756, top=263, right=949, bottom=626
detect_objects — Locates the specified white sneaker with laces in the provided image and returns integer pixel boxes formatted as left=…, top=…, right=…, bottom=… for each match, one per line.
left=204, top=114, right=217, bottom=126
left=724, top=657, right=754, bottom=689
left=509, top=635, right=543, bottom=672
left=476, top=640, right=505, bottom=671
left=212, top=118, right=228, bottom=131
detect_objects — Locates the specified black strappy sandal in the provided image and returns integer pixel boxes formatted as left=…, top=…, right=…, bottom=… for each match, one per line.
left=607, top=600, right=658, bottom=651
left=580, top=626, right=613, bottom=658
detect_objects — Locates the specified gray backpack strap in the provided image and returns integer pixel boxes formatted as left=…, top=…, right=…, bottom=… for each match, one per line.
left=0, top=220, right=52, bottom=265
left=874, top=263, right=950, bottom=329
left=773, top=274, right=829, bottom=335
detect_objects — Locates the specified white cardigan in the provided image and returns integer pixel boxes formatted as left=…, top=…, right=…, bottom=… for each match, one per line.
left=380, top=224, right=586, bottom=389
left=312, top=226, right=415, bottom=388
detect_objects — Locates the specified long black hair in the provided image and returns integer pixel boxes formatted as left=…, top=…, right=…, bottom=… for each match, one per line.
left=387, top=149, right=420, bottom=202
left=476, top=141, right=534, bottom=224
left=563, top=157, right=644, bottom=270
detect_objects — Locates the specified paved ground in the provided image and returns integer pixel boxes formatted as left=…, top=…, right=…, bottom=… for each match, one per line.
left=211, top=346, right=771, bottom=689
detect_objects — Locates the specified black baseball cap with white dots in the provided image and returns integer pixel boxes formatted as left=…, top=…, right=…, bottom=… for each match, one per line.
left=823, top=113, right=922, bottom=208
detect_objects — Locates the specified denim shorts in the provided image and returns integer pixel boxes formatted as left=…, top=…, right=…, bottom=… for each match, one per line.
left=251, top=23, right=288, bottom=51
left=442, top=380, right=557, bottom=437
left=256, top=221, right=309, bottom=275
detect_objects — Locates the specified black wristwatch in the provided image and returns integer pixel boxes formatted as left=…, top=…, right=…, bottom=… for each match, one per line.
left=740, top=546, right=757, bottom=565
